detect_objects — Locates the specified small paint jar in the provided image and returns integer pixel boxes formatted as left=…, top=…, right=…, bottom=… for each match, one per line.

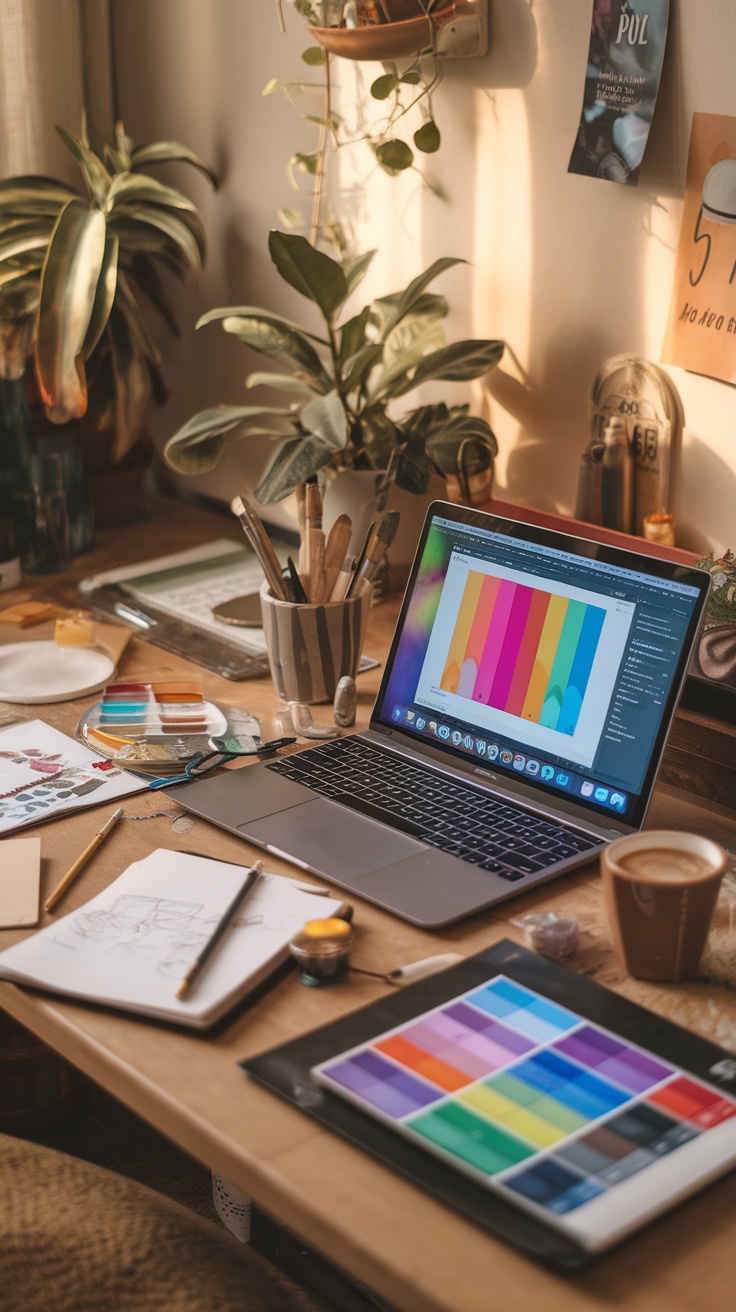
left=289, top=918, right=353, bottom=986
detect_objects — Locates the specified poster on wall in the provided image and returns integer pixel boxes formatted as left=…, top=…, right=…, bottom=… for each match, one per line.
left=662, top=112, right=736, bottom=385
left=568, top=1, right=670, bottom=186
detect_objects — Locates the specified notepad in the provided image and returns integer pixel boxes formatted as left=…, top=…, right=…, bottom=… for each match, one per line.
left=0, top=849, right=348, bottom=1028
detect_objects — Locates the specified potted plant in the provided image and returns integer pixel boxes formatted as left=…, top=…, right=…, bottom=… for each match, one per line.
left=0, top=120, right=216, bottom=523
left=164, top=229, right=503, bottom=525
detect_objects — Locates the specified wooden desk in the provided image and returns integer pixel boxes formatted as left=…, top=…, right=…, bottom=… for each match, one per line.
left=2, top=500, right=736, bottom=1312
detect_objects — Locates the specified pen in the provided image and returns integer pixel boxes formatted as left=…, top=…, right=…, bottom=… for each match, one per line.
left=44, top=807, right=124, bottom=912
left=176, top=861, right=263, bottom=1000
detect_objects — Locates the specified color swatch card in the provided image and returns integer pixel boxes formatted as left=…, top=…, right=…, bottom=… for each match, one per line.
left=312, top=973, right=736, bottom=1253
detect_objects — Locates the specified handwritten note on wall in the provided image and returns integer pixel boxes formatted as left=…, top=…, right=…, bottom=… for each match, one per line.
left=663, top=113, right=736, bottom=384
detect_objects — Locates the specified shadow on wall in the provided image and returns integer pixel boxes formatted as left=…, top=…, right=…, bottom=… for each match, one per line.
left=676, top=437, right=736, bottom=556
left=484, top=322, right=613, bottom=512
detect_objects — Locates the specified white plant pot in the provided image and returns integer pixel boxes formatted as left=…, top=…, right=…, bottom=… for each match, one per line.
left=322, top=468, right=444, bottom=583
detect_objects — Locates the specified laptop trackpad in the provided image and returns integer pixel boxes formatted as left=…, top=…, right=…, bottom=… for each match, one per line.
left=240, top=798, right=424, bottom=879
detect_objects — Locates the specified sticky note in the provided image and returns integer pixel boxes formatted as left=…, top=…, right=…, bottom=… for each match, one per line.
left=0, top=837, right=42, bottom=927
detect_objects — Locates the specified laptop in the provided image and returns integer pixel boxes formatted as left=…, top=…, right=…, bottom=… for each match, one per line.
left=170, top=502, right=710, bottom=928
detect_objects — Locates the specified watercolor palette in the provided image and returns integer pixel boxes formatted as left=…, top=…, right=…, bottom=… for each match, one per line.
left=243, top=942, right=736, bottom=1267
left=75, top=682, right=235, bottom=772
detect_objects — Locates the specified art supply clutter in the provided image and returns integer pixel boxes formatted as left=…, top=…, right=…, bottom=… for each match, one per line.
left=76, top=682, right=269, bottom=775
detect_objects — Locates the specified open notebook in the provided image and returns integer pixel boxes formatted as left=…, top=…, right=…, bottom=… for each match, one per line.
left=0, top=849, right=347, bottom=1029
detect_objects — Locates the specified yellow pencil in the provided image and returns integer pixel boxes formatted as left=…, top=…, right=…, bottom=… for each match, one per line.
left=44, top=807, right=124, bottom=912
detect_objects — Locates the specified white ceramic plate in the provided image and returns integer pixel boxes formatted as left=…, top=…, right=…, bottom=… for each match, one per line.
left=0, top=642, right=117, bottom=704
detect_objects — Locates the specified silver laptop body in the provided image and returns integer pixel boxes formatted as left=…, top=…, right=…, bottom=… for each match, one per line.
left=170, top=503, right=709, bottom=928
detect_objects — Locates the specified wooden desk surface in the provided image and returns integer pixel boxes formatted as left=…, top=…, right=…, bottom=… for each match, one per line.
left=2, top=499, right=736, bottom=1312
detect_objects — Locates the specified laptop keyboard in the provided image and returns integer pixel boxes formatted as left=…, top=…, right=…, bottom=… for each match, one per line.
left=266, top=738, right=602, bottom=883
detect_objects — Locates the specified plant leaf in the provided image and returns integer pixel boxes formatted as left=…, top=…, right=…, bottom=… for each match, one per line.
left=300, top=390, right=348, bottom=450
left=301, top=46, right=325, bottom=65
left=414, top=120, right=441, bottom=154
left=35, top=197, right=107, bottom=422
left=254, top=431, right=336, bottom=504
left=246, top=370, right=315, bottom=398
left=82, top=231, right=119, bottom=359
left=339, top=307, right=370, bottom=365
left=218, top=313, right=333, bottom=391
left=109, top=203, right=202, bottom=270
left=342, top=248, right=376, bottom=295
left=106, top=300, right=153, bottom=461
left=375, top=139, right=414, bottom=173
left=263, top=78, right=282, bottom=96
left=425, top=413, right=498, bottom=475
left=0, top=176, right=76, bottom=215
left=164, top=404, right=296, bottom=474
left=0, top=222, right=53, bottom=265
left=390, top=257, right=465, bottom=333
left=342, top=343, right=383, bottom=396
left=391, top=338, right=504, bottom=395
left=106, top=172, right=199, bottom=215
left=0, top=258, right=43, bottom=289
left=368, top=312, right=446, bottom=399
left=268, top=230, right=348, bottom=322
left=130, top=141, right=218, bottom=188
left=55, top=125, right=111, bottom=205
left=371, top=73, right=399, bottom=100
left=359, top=408, right=401, bottom=471
left=370, top=291, right=446, bottom=339
left=123, top=252, right=180, bottom=336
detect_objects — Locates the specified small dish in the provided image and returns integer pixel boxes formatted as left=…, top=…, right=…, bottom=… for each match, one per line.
left=0, top=642, right=117, bottom=704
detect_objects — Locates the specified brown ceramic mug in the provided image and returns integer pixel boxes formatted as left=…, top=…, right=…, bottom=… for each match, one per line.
left=600, top=830, right=729, bottom=982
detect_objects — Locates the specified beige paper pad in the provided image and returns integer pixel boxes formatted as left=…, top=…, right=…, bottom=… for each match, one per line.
left=0, top=837, right=42, bottom=927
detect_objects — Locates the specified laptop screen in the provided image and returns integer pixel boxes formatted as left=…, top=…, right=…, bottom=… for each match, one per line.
left=374, top=504, right=709, bottom=829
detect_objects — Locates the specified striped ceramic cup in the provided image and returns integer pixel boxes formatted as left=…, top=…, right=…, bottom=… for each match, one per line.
left=259, top=581, right=371, bottom=704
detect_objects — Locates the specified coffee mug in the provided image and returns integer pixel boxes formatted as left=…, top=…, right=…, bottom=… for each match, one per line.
left=259, top=581, right=371, bottom=704
left=600, top=830, right=729, bottom=982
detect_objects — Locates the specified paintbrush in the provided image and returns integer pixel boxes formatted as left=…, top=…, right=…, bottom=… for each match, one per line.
left=304, top=482, right=326, bottom=602
left=345, top=518, right=375, bottom=599
left=350, top=510, right=400, bottom=594
left=322, top=513, right=353, bottom=602
left=230, top=494, right=289, bottom=600
left=296, top=482, right=308, bottom=578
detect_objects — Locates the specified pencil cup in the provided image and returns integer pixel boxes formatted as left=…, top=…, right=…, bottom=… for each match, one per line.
left=259, top=581, right=371, bottom=704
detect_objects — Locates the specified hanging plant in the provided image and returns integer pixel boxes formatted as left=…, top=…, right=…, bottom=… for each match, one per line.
left=267, top=0, right=447, bottom=247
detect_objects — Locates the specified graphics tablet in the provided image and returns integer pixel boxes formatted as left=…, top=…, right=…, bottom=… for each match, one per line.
left=243, top=941, right=736, bottom=1269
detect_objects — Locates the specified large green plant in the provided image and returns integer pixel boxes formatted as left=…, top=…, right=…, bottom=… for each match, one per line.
left=164, top=230, right=503, bottom=503
left=0, top=121, right=216, bottom=462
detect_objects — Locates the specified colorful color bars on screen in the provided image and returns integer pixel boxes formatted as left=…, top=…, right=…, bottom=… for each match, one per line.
left=440, top=573, right=606, bottom=736
left=317, top=977, right=736, bottom=1219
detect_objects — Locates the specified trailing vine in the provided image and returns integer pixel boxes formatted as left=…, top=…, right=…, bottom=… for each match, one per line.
left=267, top=0, right=446, bottom=249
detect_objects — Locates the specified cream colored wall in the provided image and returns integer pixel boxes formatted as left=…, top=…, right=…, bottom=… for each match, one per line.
left=110, top=0, right=736, bottom=555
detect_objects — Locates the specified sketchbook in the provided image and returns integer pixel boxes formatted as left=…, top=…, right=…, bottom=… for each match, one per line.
left=0, top=848, right=348, bottom=1029
left=0, top=719, right=145, bottom=837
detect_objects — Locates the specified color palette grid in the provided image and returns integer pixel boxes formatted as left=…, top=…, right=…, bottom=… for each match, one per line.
left=315, top=976, right=736, bottom=1222
left=439, top=572, right=605, bottom=736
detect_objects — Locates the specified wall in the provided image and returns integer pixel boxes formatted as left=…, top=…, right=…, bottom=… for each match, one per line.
left=108, top=0, right=736, bottom=554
